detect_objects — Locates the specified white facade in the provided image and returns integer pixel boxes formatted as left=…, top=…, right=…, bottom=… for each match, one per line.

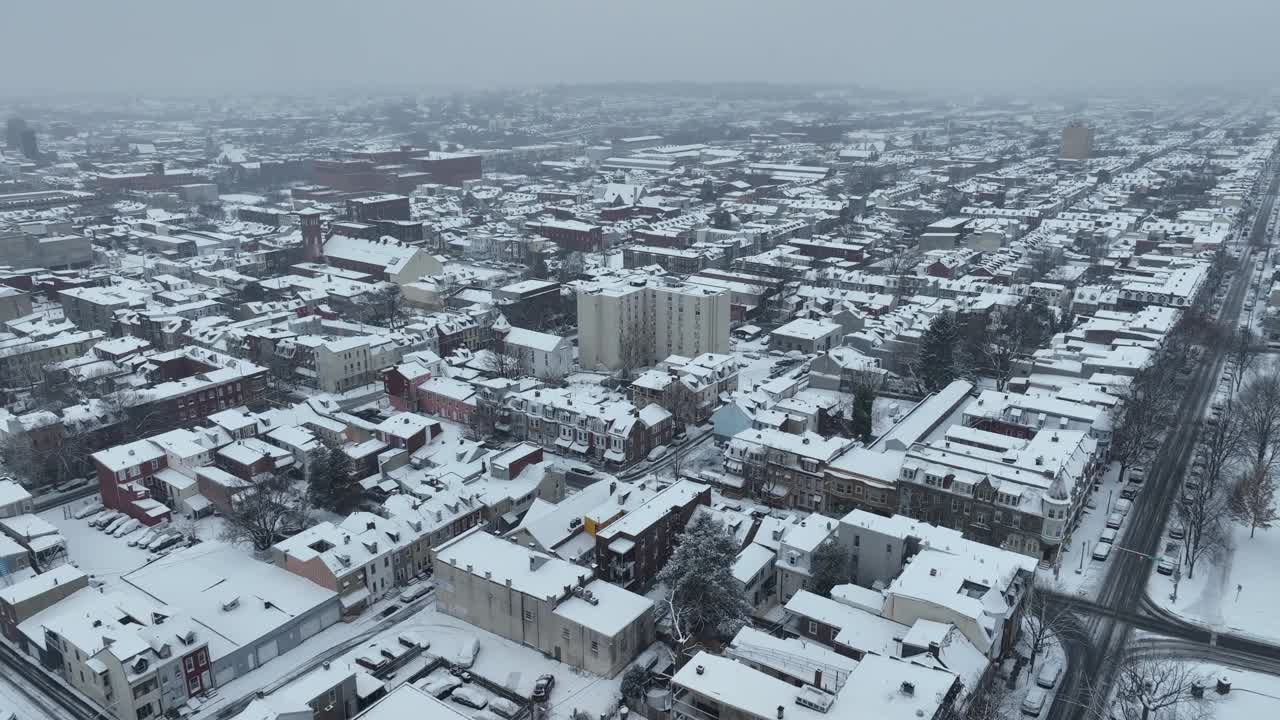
left=577, top=279, right=730, bottom=371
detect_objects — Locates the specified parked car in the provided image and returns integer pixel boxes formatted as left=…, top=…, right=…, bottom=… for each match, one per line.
left=1022, top=688, right=1047, bottom=717
left=102, top=515, right=130, bottom=534
left=1105, top=512, right=1124, bottom=530
left=451, top=687, right=488, bottom=710
left=1113, top=499, right=1132, bottom=517
left=398, top=582, right=435, bottom=603
left=1127, top=467, right=1145, bottom=485
left=1120, top=486, right=1138, bottom=500
left=148, top=532, right=182, bottom=552
left=1157, top=556, right=1178, bottom=576
left=646, top=445, right=669, bottom=462
left=488, top=697, right=520, bottom=719
left=73, top=502, right=104, bottom=519
left=453, top=638, right=479, bottom=668
left=130, top=527, right=161, bottom=547
left=1036, top=662, right=1062, bottom=689
left=90, top=511, right=121, bottom=528
left=112, top=519, right=142, bottom=538
left=532, top=674, right=556, bottom=703
left=424, top=677, right=462, bottom=699
left=1168, top=525, right=1186, bottom=541
left=1092, top=543, right=1112, bottom=561
left=1100, top=528, right=1118, bottom=545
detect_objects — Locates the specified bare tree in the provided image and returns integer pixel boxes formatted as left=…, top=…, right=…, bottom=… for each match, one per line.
left=1238, top=371, right=1280, bottom=468
left=1228, top=327, right=1263, bottom=393
left=1198, top=413, right=1245, bottom=497
left=1229, top=464, right=1279, bottom=539
left=1021, top=584, right=1080, bottom=676
left=1177, top=476, right=1231, bottom=579
left=965, top=680, right=1012, bottom=720
left=484, top=339, right=524, bottom=379
left=465, top=402, right=499, bottom=442
left=1088, top=655, right=1214, bottom=720
left=1109, top=368, right=1178, bottom=480
left=616, top=309, right=654, bottom=380
left=219, top=474, right=311, bottom=554
left=970, top=299, right=1055, bottom=391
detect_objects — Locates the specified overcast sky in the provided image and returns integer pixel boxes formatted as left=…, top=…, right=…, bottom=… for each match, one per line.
left=3, top=0, right=1276, bottom=97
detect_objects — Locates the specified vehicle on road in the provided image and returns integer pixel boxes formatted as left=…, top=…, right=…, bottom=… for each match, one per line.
left=1120, top=486, right=1138, bottom=500
left=1168, top=525, right=1186, bottom=541
left=378, top=604, right=401, bottom=619
left=532, top=674, right=556, bottom=702
left=1157, top=556, right=1178, bottom=576
left=1105, top=512, right=1124, bottom=530
left=1127, top=466, right=1145, bottom=485
left=1100, top=528, right=1118, bottom=544
left=1092, top=543, right=1111, bottom=561
left=646, top=445, right=669, bottom=462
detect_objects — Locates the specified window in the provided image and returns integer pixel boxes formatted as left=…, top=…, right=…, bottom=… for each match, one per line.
left=886, top=544, right=892, bottom=553
left=853, top=535, right=860, bottom=548
left=184, top=657, right=194, bottom=673
left=590, top=640, right=599, bottom=655
left=137, top=704, right=154, bottom=720
left=524, top=609, right=535, bottom=622
left=807, top=620, right=819, bottom=635
left=562, top=628, right=570, bottom=640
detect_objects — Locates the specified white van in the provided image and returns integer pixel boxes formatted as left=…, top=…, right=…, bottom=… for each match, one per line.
left=1036, top=662, right=1062, bottom=689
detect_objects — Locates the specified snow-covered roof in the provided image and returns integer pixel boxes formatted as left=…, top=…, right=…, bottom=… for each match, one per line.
left=552, top=579, right=652, bottom=638
left=435, top=527, right=590, bottom=601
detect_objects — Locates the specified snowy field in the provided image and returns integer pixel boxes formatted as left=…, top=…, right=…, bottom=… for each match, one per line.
left=1046, top=461, right=1129, bottom=599
left=1189, top=664, right=1280, bottom=719
left=1149, top=520, right=1280, bottom=643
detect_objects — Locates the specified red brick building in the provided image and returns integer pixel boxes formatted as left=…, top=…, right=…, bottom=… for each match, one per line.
left=90, top=439, right=174, bottom=526
left=593, top=480, right=712, bottom=590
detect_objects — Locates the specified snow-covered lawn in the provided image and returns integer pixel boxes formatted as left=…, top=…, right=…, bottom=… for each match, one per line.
left=1149, top=519, right=1280, bottom=642
left=1040, top=462, right=1127, bottom=599
left=870, top=396, right=910, bottom=439
left=1189, top=664, right=1280, bottom=718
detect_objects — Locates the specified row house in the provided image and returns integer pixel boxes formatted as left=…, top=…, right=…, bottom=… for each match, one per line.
left=629, top=352, right=739, bottom=426
left=724, top=429, right=854, bottom=512
left=214, top=437, right=295, bottom=481
left=895, top=426, right=1099, bottom=561
left=17, top=588, right=213, bottom=720
left=272, top=517, right=403, bottom=616
left=963, top=389, right=1112, bottom=447
left=90, top=439, right=174, bottom=527
left=593, top=479, right=711, bottom=590
left=504, top=386, right=673, bottom=469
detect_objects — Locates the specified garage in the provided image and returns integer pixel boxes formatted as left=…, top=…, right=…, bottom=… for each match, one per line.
left=300, top=616, right=321, bottom=641
left=256, top=638, right=279, bottom=665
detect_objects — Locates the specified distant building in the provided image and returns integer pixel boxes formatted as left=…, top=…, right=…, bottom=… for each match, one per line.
left=1061, top=123, right=1091, bottom=160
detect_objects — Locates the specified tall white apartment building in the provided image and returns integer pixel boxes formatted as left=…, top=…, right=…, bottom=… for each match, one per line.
left=577, top=278, right=729, bottom=371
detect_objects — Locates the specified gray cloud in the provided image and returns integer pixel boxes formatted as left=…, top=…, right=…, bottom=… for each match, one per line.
left=2, top=0, right=1276, bottom=96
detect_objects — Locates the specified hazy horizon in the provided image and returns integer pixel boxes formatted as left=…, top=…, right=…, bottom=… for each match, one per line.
left=3, top=0, right=1279, bottom=98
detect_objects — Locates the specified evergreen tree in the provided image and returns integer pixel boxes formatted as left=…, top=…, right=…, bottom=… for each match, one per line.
left=849, top=383, right=875, bottom=442
left=913, top=311, right=967, bottom=393
left=809, top=540, right=850, bottom=596
left=311, top=443, right=358, bottom=513
left=656, top=513, right=751, bottom=654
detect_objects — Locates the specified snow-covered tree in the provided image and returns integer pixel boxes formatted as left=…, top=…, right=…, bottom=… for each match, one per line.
left=809, top=540, right=850, bottom=596
left=655, top=513, right=751, bottom=656
left=912, top=311, right=968, bottom=393
left=219, top=474, right=310, bottom=554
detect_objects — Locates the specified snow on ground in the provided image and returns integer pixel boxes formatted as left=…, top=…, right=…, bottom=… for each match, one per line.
left=1188, top=664, right=1280, bottom=718
left=734, top=340, right=775, bottom=391
left=870, top=396, right=909, bottom=439
left=1042, top=461, right=1127, bottom=599
left=0, top=671, right=60, bottom=720
left=1149, top=519, right=1280, bottom=643
left=996, top=627, right=1067, bottom=720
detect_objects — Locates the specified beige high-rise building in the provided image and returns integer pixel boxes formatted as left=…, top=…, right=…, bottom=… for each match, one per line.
left=1061, top=123, right=1091, bottom=160
left=577, top=277, right=730, bottom=372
